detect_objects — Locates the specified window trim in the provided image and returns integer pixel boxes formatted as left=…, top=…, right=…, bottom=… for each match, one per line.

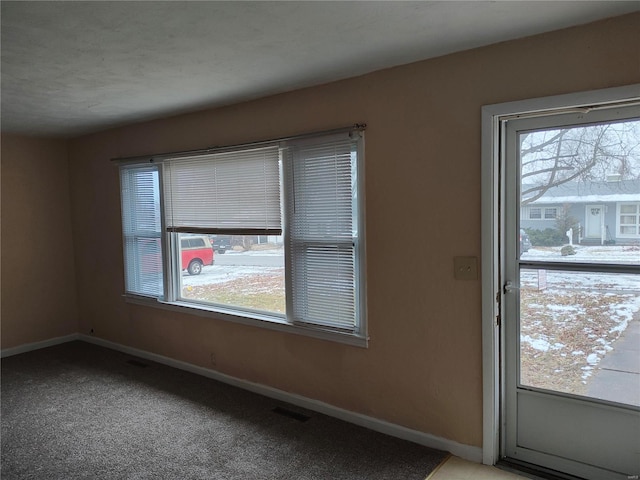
left=282, top=132, right=365, bottom=332
left=616, top=202, right=640, bottom=238
left=117, top=126, right=368, bottom=347
left=113, top=124, right=366, bottom=165
left=122, top=294, right=368, bottom=347
left=543, top=207, right=558, bottom=219
left=528, top=207, right=542, bottom=219
left=120, top=163, right=165, bottom=299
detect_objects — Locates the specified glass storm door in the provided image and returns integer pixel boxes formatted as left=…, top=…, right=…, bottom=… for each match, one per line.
left=502, top=105, right=640, bottom=479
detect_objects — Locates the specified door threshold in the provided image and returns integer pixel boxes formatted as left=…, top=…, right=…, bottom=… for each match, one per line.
left=497, top=460, right=586, bottom=480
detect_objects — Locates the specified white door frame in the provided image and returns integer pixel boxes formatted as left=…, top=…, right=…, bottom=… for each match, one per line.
left=480, top=83, right=640, bottom=465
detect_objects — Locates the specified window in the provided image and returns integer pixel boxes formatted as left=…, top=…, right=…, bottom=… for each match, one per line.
left=118, top=129, right=366, bottom=344
left=526, top=206, right=557, bottom=220
left=120, top=165, right=163, bottom=297
left=529, top=207, right=541, bottom=219
left=618, top=203, right=640, bottom=237
left=544, top=207, right=557, bottom=219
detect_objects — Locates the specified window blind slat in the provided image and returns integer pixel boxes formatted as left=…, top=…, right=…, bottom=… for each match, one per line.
left=163, top=146, right=281, bottom=232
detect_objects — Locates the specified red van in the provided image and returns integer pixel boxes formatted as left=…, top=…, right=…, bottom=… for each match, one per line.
left=180, top=235, right=214, bottom=275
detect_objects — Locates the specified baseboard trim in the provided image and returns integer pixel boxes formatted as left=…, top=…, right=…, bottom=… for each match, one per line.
left=2, top=333, right=482, bottom=462
left=79, top=334, right=483, bottom=463
left=1, top=333, right=80, bottom=358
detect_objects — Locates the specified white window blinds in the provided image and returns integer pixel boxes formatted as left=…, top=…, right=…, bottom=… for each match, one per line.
left=163, top=146, right=281, bottom=234
left=284, top=133, right=361, bottom=331
left=120, top=165, right=163, bottom=297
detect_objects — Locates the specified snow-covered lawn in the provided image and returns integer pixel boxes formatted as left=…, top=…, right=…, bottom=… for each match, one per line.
left=182, top=269, right=285, bottom=313
left=182, top=265, right=281, bottom=287
left=179, top=248, right=285, bottom=312
left=519, top=245, right=639, bottom=398
left=523, top=244, right=640, bottom=265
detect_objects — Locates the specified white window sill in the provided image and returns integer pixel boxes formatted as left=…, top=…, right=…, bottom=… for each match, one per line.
left=123, top=294, right=368, bottom=348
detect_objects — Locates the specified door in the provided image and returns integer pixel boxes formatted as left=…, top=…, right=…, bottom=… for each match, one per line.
left=502, top=104, right=640, bottom=479
left=585, top=205, right=604, bottom=240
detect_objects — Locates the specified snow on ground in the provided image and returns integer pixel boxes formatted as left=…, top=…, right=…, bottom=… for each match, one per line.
left=522, top=245, right=639, bottom=265
left=519, top=245, right=639, bottom=393
left=520, top=246, right=640, bottom=354
left=520, top=269, right=639, bottom=292
left=182, top=265, right=282, bottom=287
left=609, top=295, right=640, bottom=334
left=520, top=335, right=565, bottom=352
left=225, top=249, right=284, bottom=256
left=520, top=276, right=639, bottom=365
left=521, top=245, right=639, bottom=292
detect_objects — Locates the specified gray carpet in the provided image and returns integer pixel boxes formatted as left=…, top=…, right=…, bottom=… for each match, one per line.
left=1, top=341, right=447, bottom=479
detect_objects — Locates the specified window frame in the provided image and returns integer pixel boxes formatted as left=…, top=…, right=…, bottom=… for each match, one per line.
left=543, top=207, right=558, bottom=219
left=117, top=128, right=368, bottom=347
left=120, top=163, right=165, bottom=299
left=528, top=207, right=542, bottom=219
left=617, top=202, right=640, bottom=238
left=525, top=206, right=558, bottom=220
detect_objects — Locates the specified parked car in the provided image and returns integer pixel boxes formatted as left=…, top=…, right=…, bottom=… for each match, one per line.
left=181, top=235, right=214, bottom=275
left=210, top=235, right=232, bottom=254
left=520, top=229, right=532, bottom=255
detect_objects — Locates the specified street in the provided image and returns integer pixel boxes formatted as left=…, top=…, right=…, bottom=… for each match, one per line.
left=214, top=251, right=283, bottom=267
left=182, top=250, right=284, bottom=287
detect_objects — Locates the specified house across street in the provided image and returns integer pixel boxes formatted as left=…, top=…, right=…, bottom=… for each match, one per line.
left=521, top=178, right=640, bottom=246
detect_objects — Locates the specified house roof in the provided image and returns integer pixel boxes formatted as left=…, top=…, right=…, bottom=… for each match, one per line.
left=527, top=179, right=640, bottom=204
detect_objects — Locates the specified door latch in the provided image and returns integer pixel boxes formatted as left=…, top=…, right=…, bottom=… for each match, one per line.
left=503, top=281, right=520, bottom=294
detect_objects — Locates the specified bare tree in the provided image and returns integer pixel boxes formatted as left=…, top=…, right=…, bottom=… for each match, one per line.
left=231, top=235, right=255, bottom=251
left=521, top=121, right=640, bottom=205
left=555, top=204, right=578, bottom=241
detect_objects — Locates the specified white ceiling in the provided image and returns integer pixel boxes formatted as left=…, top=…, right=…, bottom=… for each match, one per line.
left=2, top=1, right=638, bottom=138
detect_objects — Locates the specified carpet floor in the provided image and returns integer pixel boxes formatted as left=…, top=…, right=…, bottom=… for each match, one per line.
left=1, top=341, right=447, bottom=479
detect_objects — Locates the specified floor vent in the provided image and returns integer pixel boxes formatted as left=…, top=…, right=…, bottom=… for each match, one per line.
left=272, top=406, right=311, bottom=422
left=126, top=359, right=149, bottom=368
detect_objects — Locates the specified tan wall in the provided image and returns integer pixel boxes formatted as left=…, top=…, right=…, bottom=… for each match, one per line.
left=1, top=135, right=78, bottom=348
left=67, top=14, right=640, bottom=448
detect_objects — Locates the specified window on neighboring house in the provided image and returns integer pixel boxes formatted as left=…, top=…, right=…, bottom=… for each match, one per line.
left=544, top=207, right=557, bottom=219
left=526, top=207, right=557, bottom=220
left=118, top=129, right=366, bottom=345
left=619, top=203, right=640, bottom=236
left=529, top=207, right=542, bottom=219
